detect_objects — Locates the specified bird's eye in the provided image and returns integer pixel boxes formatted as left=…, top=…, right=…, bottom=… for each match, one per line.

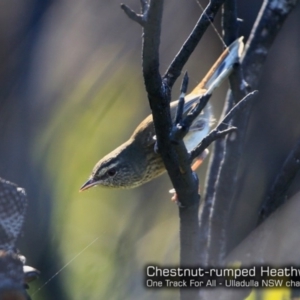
left=107, top=168, right=117, bottom=177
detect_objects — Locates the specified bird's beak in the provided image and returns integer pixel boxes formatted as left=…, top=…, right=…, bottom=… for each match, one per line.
left=79, top=178, right=98, bottom=192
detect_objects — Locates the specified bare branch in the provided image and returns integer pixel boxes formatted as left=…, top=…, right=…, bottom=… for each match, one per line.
left=221, top=90, right=258, bottom=127
left=191, top=127, right=236, bottom=161
left=163, top=0, right=226, bottom=88
left=141, top=0, right=164, bottom=97
left=174, top=71, right=188, bottom=126
left=140, top=0, right=148, bottom=14
left=222, top=0, right=248, bottom=102
left=170, top=93, right=212, bottom=144
left=184, top=94, right=211, bottom=129
left=206, top=90, right=258, bottom=265
left=127, top=6, right=202, bottom=297
left=168, top=73, right=194, bottom=175
left=200, top=1, right=244, bottom=262
left=197, top=91, right=257, bottom=267
left=135, top=5, right=208, bottom=299
left=120, top=4, right=145, bottom=26
left=222, top=0, right=239, bottom=46
left=243, top=0, right=300, bottom=88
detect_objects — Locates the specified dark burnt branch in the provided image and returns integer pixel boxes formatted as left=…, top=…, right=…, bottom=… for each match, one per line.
left=222, top=0, right=248, bottom=103
left=203, top=0, right=241, bottom=199
left=183, top=94, right=211, bottom=130
left=192, top=127, right=236, bottom=161
left=171, top=92, right=212, bottom=144
left=259, top=138, right=300, bottom=224
left=140, top=0, right=148, bottom=13
left=207, top=0, right=299, bottom=266
left=170, top=73, right=199, bottom=181
left=197, top=93, right=257, bottom=265
left=222, top=0, right=239, bottom=46
left=138, top=0, right=201, bottom=209
left=219, top=90, right=257, bottom=127
left=120, top=4, right=145, bottom=26
left=243, top=0, right=299, bottom=88
left=141, top=2, right=164, bottom=98
left=174, top=72, right=188, bottom=126
left=122, top=2, right=222, bottom=298
left=199, top=0, right=246, bottom=265
left=163, top=0, right=226, bottom=88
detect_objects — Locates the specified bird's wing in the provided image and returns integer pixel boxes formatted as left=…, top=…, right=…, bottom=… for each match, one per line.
left=189, top=36, right=244, bottom=97
left=170, top=37, right=244, bottom=130
left=133, top=37, right=244, bottom=146
left=131, top=113, right=157, bottom=147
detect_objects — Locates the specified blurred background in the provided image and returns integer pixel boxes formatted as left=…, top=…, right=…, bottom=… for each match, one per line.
left=0, top=0, right=300, bottom=299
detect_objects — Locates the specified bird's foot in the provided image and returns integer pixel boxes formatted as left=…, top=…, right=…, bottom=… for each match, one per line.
left=169, top=188, right=177, bottom=202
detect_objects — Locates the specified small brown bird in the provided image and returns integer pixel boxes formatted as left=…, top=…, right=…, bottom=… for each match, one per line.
left=80, top=38, right=244, bottom=192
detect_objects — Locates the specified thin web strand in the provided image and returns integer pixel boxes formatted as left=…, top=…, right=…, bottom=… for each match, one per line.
left=31, top=237, right=99, bottom=296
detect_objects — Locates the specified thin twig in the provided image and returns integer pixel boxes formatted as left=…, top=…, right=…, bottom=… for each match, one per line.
left=174, top=72, right=188, bottom=125
left=171, top=73, right=199, bottom=177
left=163, top=0, right=226, bottom=88
left=191, top=91, right=258, bottom=160
left=170, top=93, right=212, bottom=144
left=220, top=90, right=257, bottom=127
left=120, top=4, right=145, bottom=26
left=191, top=127, right=236, bottom=161
left=183, top=94, right=211, bottom=130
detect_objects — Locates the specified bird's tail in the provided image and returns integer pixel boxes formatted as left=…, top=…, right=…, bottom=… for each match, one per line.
left=190, top=37, right=244, bottom=96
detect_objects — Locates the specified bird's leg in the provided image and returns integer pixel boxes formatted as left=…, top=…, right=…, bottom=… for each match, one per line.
left=170, top=149, right=209, bottom=202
